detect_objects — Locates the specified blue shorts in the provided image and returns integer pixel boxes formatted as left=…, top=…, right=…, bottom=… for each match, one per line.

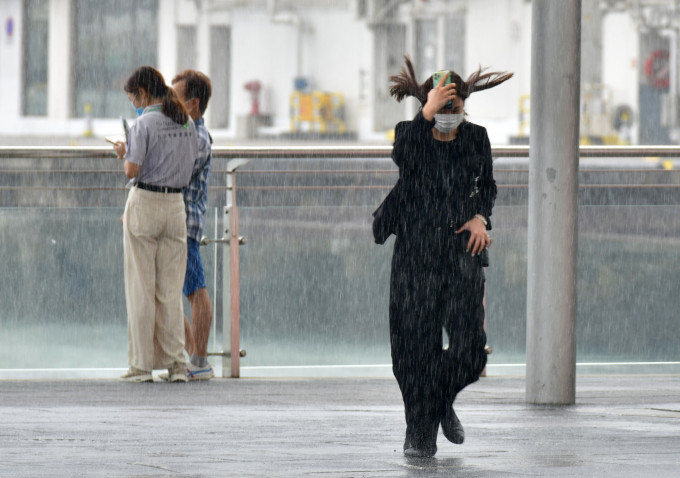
left=183, top=238, right=207, bottom=297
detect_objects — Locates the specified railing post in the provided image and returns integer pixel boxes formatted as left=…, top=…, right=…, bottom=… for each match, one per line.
left=222, top=159, right=249, bottom=378
left=229, top=180, right=241, bottom=378
left=212, top=205, right=223, bottom=361
left=221, top=202, right=231, bottom=378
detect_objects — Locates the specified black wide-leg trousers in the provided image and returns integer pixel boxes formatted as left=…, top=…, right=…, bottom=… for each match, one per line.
left=389, top=229, right=487, bottom=450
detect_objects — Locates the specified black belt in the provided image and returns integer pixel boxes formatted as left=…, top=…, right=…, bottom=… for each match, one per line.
left=136, top=182, right=182, bottom=194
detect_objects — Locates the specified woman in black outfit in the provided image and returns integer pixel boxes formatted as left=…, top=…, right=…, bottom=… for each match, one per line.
left=376, top=57, right=512, bottom=457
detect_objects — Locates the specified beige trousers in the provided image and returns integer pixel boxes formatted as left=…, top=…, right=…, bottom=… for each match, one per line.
left=123, top=187, right=187, bottom=371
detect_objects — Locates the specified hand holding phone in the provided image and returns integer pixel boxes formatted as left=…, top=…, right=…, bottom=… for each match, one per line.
left=106, top=116, right=130, bottom=158
left=107, top=138, right=126, bottom=160
left=121, top=117, right=130, bottom=144
left=432, top=70, right=453, bottom=110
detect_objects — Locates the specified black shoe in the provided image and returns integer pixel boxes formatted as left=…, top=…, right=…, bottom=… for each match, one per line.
left=403, top=432, right=436, bottom=457
left=404, top=444, right=437, bottom=458
left=441, top=408, right=465, bottom=444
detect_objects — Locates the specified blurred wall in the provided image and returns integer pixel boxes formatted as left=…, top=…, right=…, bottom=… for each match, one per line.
left=230, top=6, right=372, bottom=136
left=464, top=0, right=531, bottom=144
left=602, top=12, right=639, bottom=141
left=0, top=1, right=22, bottom=122
left=0, top=0, right=665, bottom=144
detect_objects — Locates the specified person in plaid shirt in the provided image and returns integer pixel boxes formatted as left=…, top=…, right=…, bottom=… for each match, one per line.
left=171, top=70, right=215, bottom=380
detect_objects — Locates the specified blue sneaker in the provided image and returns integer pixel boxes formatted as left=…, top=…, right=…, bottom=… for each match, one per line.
left=186, top=362, right=214, bottom=381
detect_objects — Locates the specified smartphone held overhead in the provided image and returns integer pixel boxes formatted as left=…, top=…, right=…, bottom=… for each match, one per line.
left=432, top=70, right=453, bottom=109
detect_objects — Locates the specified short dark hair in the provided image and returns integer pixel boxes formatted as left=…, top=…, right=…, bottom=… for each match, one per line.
left=172, top=70, right=212, bottom=116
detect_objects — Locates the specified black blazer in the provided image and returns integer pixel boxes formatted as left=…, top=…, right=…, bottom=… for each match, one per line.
left=373, top=111, right=497, bottom=244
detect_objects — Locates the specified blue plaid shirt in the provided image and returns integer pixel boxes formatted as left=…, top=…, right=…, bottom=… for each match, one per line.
left=183, top=118, right=212, bottom=242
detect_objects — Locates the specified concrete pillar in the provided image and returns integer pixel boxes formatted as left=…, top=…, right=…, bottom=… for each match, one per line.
left=526, top=0, right=581, bottom=405
left=47, top=0, right=72, bottom=118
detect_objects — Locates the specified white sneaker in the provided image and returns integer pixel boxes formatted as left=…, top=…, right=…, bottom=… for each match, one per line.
left=120, top=367, right=153, bottom=383
left=186, top=362, right=215, bottom=381
left=157, top=362, right=214, bottom=381
left=168, top=363, right=188, bottom=383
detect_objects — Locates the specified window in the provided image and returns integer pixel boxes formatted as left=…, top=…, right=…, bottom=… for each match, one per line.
left=415, top=19, right=437, bottom=82
left=23, top=0, right=49, bottom=116
left=373, top=24, right=406, bottom=131
left=72, top=0, right=158, bottom=118
left=415, top=14, right=466, bottom=81
left=209, top=25, right=231, bottom=129
left=177, top=26, right=197, bottom=73
left=444, top=15, right=465, bottom=77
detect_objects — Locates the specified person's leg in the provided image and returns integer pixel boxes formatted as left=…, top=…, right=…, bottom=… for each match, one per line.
left=442, top=249, right=487, bottom=404
left=439, top=284, right=485, bottom=443
left=439, top=291, right=485, bottom=445
left=481, top=287, right=487, bottom=377
left=183, top=288, right=215, bottom=379
left=182, top=238, right=212, bottom=365
left=390, top=236, right=441, bottom=456
left=187, top=287, right=213, bottom=359
left=181, top=239, right=197, bottom=356
left=181, top=238, right=214, bottom=380
left=448, top=279, right=486, bottom=397
left=123, top=188, right=160, bottom=374
left=152, top=194, right=188, bottom=373
left=437, top=236, right=486, bottom=442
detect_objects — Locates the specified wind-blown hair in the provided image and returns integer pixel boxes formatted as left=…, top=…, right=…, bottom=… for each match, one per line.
left=124, top=66, right=189, bottom=126
left=389, top=55, right=514, bottom=105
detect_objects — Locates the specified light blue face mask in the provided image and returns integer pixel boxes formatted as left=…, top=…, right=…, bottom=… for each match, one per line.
left=434, top=113, right=464, bottom=133
left=131, top=101, right=144, bottom=117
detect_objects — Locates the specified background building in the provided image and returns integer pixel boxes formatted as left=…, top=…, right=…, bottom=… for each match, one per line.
left=1, top=0, right=679, bottom=144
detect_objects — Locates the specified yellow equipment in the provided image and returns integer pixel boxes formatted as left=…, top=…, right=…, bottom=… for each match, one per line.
left=290, top=91, right=346, bottom=134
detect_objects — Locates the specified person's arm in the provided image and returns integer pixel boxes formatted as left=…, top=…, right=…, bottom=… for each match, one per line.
left=391, top=121, right=408, bottom=168
left=124, top=161, right=141, bottom=178
left=391, top=111, right=438, bottom=169
left=422, top=71, right=457, bottom=121
left=393, top=72, right=455, bottom=167
left=121, top=120, right=146, bottom=180
left=456, top=215, right=489, bottom=255
left=456, top=127, right=496, bottom=255
left=475, top=128, right=497, bottom=227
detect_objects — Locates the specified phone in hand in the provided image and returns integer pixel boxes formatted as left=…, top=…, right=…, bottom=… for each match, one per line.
left=121, top=117, right=130, bottom=144
left=106, top=116, right=131, bottom=146
left=432, top=70, right=453, bottom=110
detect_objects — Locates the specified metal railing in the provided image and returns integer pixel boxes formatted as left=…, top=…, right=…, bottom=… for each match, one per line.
left=1, top=145, right=680, bottom=377
left=3, top=144, right=680, bottom=159
left=3, top=144, right=679, bottom=199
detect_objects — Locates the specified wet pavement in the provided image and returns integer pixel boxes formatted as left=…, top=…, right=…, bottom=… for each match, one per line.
left=1, top=375, right=679, bottom=477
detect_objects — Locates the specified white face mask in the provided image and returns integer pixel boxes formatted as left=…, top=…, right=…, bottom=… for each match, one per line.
left=434, top=113, right=464, bottom=133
